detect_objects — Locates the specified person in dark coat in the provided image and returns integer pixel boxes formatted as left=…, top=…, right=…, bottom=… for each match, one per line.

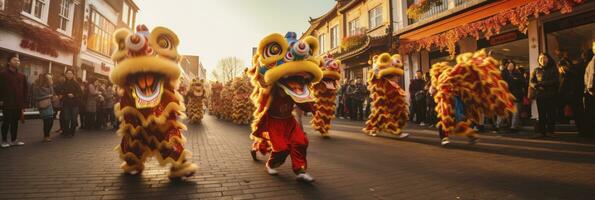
left=501, top=61, right=526, bottom=131
left=530, top=53, right=559, bottom=137
left=0, top=55, right=28, bottom=148
left=59, top=69, right=83, bottom=137
left=557, top=59, right=583, bottom=135
left=409, top=70, right=426, bottom=125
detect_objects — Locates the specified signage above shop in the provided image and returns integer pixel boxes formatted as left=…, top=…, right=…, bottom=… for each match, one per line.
left=100, top=62, right=111, bottom=73
left=489, top=32, right=518, bottom=46
left=20, top=39, right=59, bottom=58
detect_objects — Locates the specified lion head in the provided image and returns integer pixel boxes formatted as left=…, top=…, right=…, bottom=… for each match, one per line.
left=110, top=25, right=181, bottom=109
left=189, top=78, right=205, bottom=97
left=369, top=53, right=404, bottom=89
left=318, top=54, right=342, bottom=90
left=250, top=32, right=323, bottom=103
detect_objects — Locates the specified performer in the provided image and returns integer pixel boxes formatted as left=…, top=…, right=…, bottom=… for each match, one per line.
left=110, top=25, right=197, bottom=179
left=186, top=78, right=206, bottom=124
left=310, top=55, right=342, bottom=138
left=430, top=50, right=516, bottom=146
left=363, top=53, right=409, bottom=138
left=248, top=32, right=323, bottom=182
left=209, top=81, right=223, bottom=117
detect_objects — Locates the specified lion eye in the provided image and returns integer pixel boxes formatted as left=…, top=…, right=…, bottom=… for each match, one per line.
left=264, top=42, right=282, bottom=58
left=157, top=35, right=172, bottom=49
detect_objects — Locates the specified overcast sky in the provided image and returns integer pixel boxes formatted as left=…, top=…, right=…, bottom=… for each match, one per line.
left=135, top=0, right=335, bottom=80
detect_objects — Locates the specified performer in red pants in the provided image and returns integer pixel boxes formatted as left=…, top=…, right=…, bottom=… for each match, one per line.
left=248, top=32, right=323, bottom=182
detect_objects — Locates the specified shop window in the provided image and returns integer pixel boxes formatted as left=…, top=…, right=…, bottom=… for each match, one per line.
left=88, top=9, right=116, bottom=57
left=330, top=25, right=339, bottom=49
left=545, top=11, right=595, bottom=64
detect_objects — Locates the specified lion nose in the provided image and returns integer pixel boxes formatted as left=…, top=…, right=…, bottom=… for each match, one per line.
left=290, top=41, right=311, bottom=60
left=126, top=33, right=146, bottom=52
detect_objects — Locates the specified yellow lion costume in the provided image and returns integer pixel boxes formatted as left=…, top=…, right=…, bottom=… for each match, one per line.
left=208, top=81, right=223, bottom=117
left=231, top=74, right=255, bottom=125
left=363, top=53, right=409, bottom=138
left=430, top=50, right=516, bottom=145
left=110, top=25, right=197, bottom=178
left=310, top=55, right=342, bottom=137
left=186, top=78, right=206, bottom=124
left=220, top=81, right=234, bottom=120
left=247, top=32, right=321, bottom=181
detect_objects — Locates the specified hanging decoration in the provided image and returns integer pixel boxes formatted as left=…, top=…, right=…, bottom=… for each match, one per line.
left=401, top=0, right=586, bottom=57
left=407, top=0, right=444, bottom=20
left=0, top=13, right=78, bottom=52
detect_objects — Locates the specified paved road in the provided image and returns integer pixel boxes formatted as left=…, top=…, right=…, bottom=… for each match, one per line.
left=0, top=115, right=594, bottom=200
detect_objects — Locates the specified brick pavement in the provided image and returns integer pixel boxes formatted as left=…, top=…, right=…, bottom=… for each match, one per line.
left=0, top=115, right=594, bottom=200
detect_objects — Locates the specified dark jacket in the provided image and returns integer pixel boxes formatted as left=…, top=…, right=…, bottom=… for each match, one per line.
left=409, top=79, right=425, bottom=98
left=0, top=68, right=28, bottom=109
left=558, top=65, right=581, bottom=99
left=60, top=79, right=83, bottom=107
left=530, top=65, right=559, bottom=99
left=347, top=83, right=367, bottom=102
left=502, top=69, right=527, bottom=101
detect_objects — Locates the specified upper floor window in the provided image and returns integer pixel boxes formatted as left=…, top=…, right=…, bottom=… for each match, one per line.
left=368, top=5, right=383, bottom=29
left=0, top=0, right=5, bottom=11
left=348, top=18, right=360, bottom=36
left=58, top=0, right=74, bottom=35
left=318, top=33, right=326, bottom=55
left=22, top=0, right=50, bottom=23
left=122, top=3, right=130, bottom=24
left=88, top=9, right=115, bottom=56
left=330, top=25, right=339, bottom=49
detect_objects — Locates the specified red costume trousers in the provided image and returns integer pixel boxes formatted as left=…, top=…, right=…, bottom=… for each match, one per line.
left=265, top=116, right=309, bottom=174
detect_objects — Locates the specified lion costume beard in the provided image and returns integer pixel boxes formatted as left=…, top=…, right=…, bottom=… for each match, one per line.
left=431, top=50, right=516, bottom=137
left=186, top=79, right=206, bottom=124
left=110, top=25, right=197, bottom=178
left=363, top=53, right=409, bottom=136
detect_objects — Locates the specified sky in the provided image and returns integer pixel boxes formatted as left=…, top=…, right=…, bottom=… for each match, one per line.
left=135, top=0, right=335, bottom=80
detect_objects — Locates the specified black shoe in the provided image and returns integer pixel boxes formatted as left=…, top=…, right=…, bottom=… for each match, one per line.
left=250, top=150, right=258, bottom=161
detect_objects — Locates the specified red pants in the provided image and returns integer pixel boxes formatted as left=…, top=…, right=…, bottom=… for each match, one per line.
left=265, top=117, right=309, bottom=174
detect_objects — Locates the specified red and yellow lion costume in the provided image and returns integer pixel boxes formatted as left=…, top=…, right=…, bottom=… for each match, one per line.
left=208, top=81, right=223, bottom=117
left=363, top=53, right=409, bottom=137
left=231, top=74, right=255, bottom=125
left=110, top=25, right=197, bottom=178
left=248, top=32, right=322, bottom=175
left=430, top=50, right=516, bottom=141
left=185, top=78, right=206, bottom=124
left=310, top=55, right=342, bottom=137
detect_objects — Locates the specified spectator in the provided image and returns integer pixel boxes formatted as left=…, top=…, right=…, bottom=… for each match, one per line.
left=502, top=61, right=526, bottom=132
left=345, top=79, right=355, bottom=120
left=96, top=82, right=106, bottom=129
left=53, top=76, right=65, bottom=135
left=33, top=73, right=56, bottom=142
left=60, top=69, right=83, bottom=137
left=530, top=52, right=559, bottom=137
left=584, top=40, right=595, bottom=137
left=85, top=79, right=100, bottom=130
left=102, top=84, right=115, bottom=129
left=112, top=85, right=120, bottom=130
left=409, top=70, right=426, bottom=125
left=424, top=72, right=437, bottom=128
left=557, top=59, right=584, bottom=135
left=0, top=55, right=28, bottom=148
left=79, top=80, right=88, bottom=129
left=337, top=80, right=348, bottom=119
left=347, top=78, right=366, bottom=121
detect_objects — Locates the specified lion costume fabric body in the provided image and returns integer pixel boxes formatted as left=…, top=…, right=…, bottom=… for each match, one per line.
left=248, top=32, right=322, bottom=174
left=430, top=50, right=516, bottom=140
left=310, top=55, right=342, bottom=137
left=220, top=81, right=234, bottom=120
left=363, top=53, right=409, bottom=137
left=209, top=82, right=223, bottom=117
left=186, top=78, right=206, bottom=124
left=110, top=25, right=197, bottom=178
left=232, top=75, right=255, bottom=125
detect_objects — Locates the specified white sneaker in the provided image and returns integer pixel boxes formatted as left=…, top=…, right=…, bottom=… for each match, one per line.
left=441, top=137, right=451, bottom=146
left=420, top=122, right=426, bottom=126
left=11, top=141, right=24, bottom=146
left=397, top=133, right=410, bottom=139
left=296, top=173, right=315, bottom=182
left=1, top=142, right=10, bottom=148
left=265, top=164, right=278, bottom=175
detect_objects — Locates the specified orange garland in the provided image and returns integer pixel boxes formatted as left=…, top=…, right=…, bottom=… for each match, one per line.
left=400, top=0, right=586, bottom=56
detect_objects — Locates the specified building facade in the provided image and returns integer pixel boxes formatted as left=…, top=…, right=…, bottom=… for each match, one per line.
left=0, top=0, right=84, bottom=84
left=78, top=0, right=138, bottom=82
left=181, top=55, right=207, bottom=80
left=302, top=0, right=397, bottom=83
left=394, top=0, right=594, bottom=119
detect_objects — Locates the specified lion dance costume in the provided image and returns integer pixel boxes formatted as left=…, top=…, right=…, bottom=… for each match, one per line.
left=310, top=55, right=342, bottom=138
left=363, top=53, right=410, bottom=138
left=220, top=81, right=234, bottom=120
left=430, top=50, right=516, bottom=145
left=186, top=78, right=206, bottom=124
left=248, top=32, right=322, bottom=182
left=231, top=75, right=255, bottom=125
left=209, top=81, right=223, bottom=117
left=110, top=25, right=197, bottom=178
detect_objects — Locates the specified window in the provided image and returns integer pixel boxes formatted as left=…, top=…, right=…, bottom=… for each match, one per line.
left=318, top=33, right=326, bottom=55
left=122, top=3, right=130, bottom=24
left=0, top=0, right=5, bottom=11
left=368, top=5, right=383, bottom=29
left=58, top=0, right=73, bottom=34
left=348, top=18, right=360, bottom=36
left=330, top=26, right=339, bottom=49
left=88, top=9, right=116, bottom=56
left=22, top=0, right=49, bottom=23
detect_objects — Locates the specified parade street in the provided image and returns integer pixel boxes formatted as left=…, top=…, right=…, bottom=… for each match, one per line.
left=0, top=115, right=593, bottom=200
